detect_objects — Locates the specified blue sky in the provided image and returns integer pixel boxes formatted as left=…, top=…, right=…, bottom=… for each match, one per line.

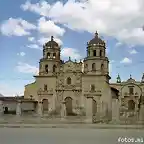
left=0, top=0, right=144, bottom=96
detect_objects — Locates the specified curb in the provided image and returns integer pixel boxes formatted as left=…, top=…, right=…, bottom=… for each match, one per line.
left=0, top=124, right=144, bottom=129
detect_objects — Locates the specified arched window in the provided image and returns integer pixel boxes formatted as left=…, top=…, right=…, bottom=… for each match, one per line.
left=45, top=65, right=48, bottom=73
left=44, top=84, right=47, bottom=91
left=92, top=63, right=96, bottom=71
left=91, top=84, right=95, bottom=92
left=53, top=53, right=56, bottom=58
left=101, top=64, right=104, bottom=72
left=67, top=77, right=71, bottom=85
left=100, top=50, right=102, bottom=57
left=53, top=65, right=56, bottom=72
left=47, top=52, right=50, bottom=58
left=93, top=50, right=96, bottom=56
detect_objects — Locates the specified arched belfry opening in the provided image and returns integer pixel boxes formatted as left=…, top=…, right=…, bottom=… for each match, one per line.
left=92, top=63, right=96, bottom=71
left=93, top=50, right=96, bottom=56
left=100, top=50, right=102, bottom=57
left=45, top=65, right=48, bottom=73
left=47, top=52, right=50, bottom=58
left=53, top=65, right=56, bottom=72
left=65, top=97, right=73, bottom=116
left=101, top=63, right=104, bottom=72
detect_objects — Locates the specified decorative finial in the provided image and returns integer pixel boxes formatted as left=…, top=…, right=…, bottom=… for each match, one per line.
left=69, top=56, right=71, bottom=61
left=116, top=73, right=121, bottom=83
left=130, top=74, right=132, bottom=79
left=80, top=59, right=81, bottom=62
left=51, top=36, right=54, bottom=41
left=141, top=73, right=144, bottom=82
left=95, top=31, right=98, bottom=37
left=75, top=59, right=77, bottom=62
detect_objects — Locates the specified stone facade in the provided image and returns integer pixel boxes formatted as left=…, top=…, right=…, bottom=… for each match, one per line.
left=110, top=74, right=144, bottom=123
left=23, top=32, right=120, bottom=122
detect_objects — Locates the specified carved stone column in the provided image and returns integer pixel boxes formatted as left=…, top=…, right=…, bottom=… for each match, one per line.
left=97, top=100, right=101, bottom=113
left=85, top=96, right=93, bottom=123
left=37, top=101, right=43, bottom=117
left=0, top=100, right=3, bottom=116
left=16, top=100, right=22, bottom=116
left=61, top=101, right=66, bottom=119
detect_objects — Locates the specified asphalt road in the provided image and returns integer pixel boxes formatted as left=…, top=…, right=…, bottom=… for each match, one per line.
left=0, top=128, right=143, bottom=144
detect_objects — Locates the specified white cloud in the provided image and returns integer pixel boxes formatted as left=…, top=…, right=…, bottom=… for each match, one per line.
left=129, top=49, right=138, bottom=54
left=38, top=36, right=63, bottom=46
left=16, top=62, right=39, bottom=74
left=28, top=37, right=35, bottom=42
left=21, top=1, right=51, bottom=16
left=0, top=18, right=36, bottom=36
left=0, top=83, right=24, bottom=96
left=115, top=42, right=123, bottom=47
left=21, top=0, right=144, bottom=45
left=120, top=57, right=132, bottom=64
left=17, top=52, right=26, bottom=56
left=37, top=17, right=65, bottom=36
left=61, top=47, right=82, bottom=60
left=27, top=44, right=40, bottom=49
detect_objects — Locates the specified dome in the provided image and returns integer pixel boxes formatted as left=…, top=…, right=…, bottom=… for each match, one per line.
left=127, top=75, right=135, bottom=83
left=45, top=36, right=59, bottom=47
left=88, top=31, right=104, bottom=45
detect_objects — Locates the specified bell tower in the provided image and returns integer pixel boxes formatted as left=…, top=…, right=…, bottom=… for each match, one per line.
left=83, top=31, right=111, bottom=82
left=39, top=36, right=61, bottom=75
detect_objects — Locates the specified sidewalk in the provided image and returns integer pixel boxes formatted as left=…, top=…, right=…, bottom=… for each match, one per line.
left=0, top=123, right=144, bottom=129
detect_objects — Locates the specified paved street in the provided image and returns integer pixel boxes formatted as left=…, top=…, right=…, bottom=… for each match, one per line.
left=0, top=128, right=143, bottom=144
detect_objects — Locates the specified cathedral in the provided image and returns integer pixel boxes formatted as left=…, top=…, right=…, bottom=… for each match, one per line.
left=24, top=31, right=120, bottom=121
left=0, top=31, right=144, bottom=123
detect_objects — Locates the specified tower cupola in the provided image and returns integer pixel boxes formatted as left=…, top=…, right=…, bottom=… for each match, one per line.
left=88, top=31, right=105, bottom=46
left=45, top=36, right=59, bottom=48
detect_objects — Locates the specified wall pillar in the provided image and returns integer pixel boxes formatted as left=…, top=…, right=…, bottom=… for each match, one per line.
left=48, top=99, right=53, bottom=113
left=16, top=100, right=22, bottom=116
left=112, top=99, right=119, bottom=122
left=37, top=101, right=43, bottom=117
left=60, top=101, right=66, bottom=119
left=0, top=100, right=3, bottom=116
left=139, top=104, right=144, bottom=123
left=85, top=96, right=93, bottom=123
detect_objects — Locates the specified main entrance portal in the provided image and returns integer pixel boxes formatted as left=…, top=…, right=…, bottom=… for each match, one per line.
left=42, top=99, right=48, bottom=113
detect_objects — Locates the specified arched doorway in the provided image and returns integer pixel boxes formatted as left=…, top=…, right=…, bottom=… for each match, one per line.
left=42, top=99, right=48, bottom=113
left=4, top=106, right=9, bottom=114
left=92, top=99, right=97, bottom=116
left=128, top=100, right=135, bottom=111
left=65, top=97, right=73, bottom=116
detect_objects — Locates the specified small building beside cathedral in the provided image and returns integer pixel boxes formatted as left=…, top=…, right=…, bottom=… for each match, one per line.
left=24, top=32, right=120, bottom=121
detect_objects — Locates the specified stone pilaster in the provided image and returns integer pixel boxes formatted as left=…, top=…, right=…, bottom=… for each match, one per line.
left=85, top=96, right=93, bottom=123
left=0, top=100, right=3, bottom=116
left=16, top=100, right=22, bottom=116
left=37, top=101, right=43, bottom=117
left=60, top=101, right=66, bottom=119
left=112, top=99, right=119, bottom=123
